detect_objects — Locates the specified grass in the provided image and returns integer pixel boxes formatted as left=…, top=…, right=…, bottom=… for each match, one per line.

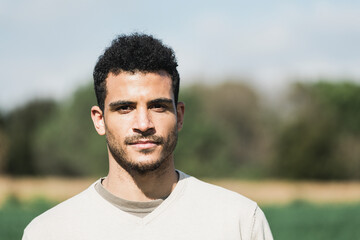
left=263, top=200, right=360, bottom=240
left=0, top=196, right=56, bottom=240
left=1, top=196, right=360, bottom=240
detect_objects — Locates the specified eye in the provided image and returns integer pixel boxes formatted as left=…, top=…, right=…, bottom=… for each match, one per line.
left=150, top=104, right=166, bottom=112
left=116, top=105, right=134, bottom=113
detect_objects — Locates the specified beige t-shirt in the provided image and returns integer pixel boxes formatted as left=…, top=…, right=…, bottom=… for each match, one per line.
left=23, top=171, right=273, bottom=240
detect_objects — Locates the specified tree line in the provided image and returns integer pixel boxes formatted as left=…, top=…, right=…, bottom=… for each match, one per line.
left=0, top=79, right=359, bottom=180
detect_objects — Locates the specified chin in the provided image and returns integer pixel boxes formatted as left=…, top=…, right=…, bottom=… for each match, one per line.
left=130, top=160, right=164, bottom=175
left=128, top=153, right=168, bottom=174
left=108, top=142, right=171, bottom=175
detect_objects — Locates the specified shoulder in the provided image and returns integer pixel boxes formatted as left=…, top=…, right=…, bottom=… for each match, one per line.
left=180, top=171, right=258, bottom=214
left=182, top=172, right=256, bottom=205
left=31, top=181, right=97, bottom=219
left=23, top=180, right=101, bottom=239
left=177, top=171, right=273, bottom=238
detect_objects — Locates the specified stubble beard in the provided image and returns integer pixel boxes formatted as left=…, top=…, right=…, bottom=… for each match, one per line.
left=106, top=126, right=178, bottom=175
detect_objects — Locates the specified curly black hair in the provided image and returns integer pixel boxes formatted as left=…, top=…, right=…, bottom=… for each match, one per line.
left=93, top=33, right=180, bottom=112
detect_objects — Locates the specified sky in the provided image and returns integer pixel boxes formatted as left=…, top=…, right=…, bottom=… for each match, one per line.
left=1, top=0, right=360, bottom=111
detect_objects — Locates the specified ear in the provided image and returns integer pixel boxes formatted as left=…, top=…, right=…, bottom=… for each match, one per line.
left=176, top=102, right=185, bottom=131
left=91, top=106, right=106, bottom=135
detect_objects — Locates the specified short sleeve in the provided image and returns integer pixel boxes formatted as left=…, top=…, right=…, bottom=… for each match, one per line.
left=22, top=230, right=30, bottom=240
left=250, top=206, right=273, bottom=240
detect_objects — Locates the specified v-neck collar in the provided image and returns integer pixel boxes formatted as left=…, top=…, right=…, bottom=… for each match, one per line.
left=91, top=170, right=188, bottom=225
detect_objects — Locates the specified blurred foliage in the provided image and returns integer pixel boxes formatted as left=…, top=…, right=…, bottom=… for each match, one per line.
left=33, top=85, right=108, bottom=176
left=1, top=79, right=360, bottom=179
left=175, top=82, right=273, bottom=178
left=1, top=100, right=57, bottom=175
left=274, top=81, right=360, bottom=179
left=0, top=111, right=8, bottom=172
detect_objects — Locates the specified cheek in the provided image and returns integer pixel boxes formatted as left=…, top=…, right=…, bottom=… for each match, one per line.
left=105, top=116, right=131, bottom=136
left=154, top=115, right=177, bottom=132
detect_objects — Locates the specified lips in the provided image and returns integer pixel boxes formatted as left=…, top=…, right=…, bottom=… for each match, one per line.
left=128, top=140, right=160, bottom=150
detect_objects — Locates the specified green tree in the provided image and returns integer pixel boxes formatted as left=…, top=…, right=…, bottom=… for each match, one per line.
left=3, top=100, right=56, bottom=175
left=175, top=82, right=271, bottom=178
left=0, top=111, right=9, bottom=172
left=274, top=81, right=360, bottom=179
left=33, top=84, right=108, bottom=176
left=175, top=84, right=231, bottom=177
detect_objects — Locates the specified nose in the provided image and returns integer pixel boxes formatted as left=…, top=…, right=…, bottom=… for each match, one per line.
left=133, top=108, right=155, bottom=135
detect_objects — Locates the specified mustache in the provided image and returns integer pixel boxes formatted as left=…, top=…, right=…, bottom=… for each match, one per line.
left=124, top=135, right=164, bottom=145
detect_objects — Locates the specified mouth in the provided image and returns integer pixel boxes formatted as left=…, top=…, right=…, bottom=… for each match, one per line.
left=128, top=140, right=160, bottom=150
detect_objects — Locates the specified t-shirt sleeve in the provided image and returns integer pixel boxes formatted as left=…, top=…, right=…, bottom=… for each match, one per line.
left=250, top=206, right=273, bottom=240
left=22, top=230, right=30, bottom=240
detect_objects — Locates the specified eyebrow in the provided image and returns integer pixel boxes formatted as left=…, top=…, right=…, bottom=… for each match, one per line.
left=108, top=98, right=174, bottom=108
left=149, top=98, right=174, bottom=105
left=108, top=100, right=135, bottom=109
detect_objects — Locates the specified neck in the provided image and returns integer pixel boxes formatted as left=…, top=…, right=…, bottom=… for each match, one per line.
left=103, top=156, right=178, bottom=202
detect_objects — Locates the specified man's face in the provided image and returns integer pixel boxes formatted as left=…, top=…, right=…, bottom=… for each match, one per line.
left=97, top=71, right=184, bottom=174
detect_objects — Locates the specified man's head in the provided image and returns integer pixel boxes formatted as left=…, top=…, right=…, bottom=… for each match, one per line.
left=91, top=33, right=184, bottom=175
left=93, top=33, right=180, bottom=112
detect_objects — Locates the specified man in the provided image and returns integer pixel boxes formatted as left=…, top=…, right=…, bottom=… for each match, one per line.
left=23, top=33, right=273, bottom=239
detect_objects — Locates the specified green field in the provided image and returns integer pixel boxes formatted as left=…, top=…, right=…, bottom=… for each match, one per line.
left=0, top=196, right=56, bottom=240
left=265, top=201, right=360, bottom=239
left=1, top=197, right=360, bottom=240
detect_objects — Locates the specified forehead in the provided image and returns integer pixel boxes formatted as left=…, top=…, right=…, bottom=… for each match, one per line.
left=105, top=71, right=173, bottom=102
